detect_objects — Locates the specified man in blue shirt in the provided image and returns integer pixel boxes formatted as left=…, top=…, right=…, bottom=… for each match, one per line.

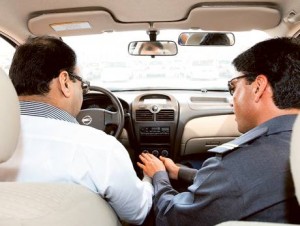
left=138, top=37, right=300, bottom=225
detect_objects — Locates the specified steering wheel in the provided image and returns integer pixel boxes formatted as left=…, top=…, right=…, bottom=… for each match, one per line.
left=76, top=86, right=125, bottom=138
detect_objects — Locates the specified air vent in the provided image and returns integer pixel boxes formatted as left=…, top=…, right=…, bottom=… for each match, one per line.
left=136, top=109, right=154, bottom=121
left=157, top=109, right=175, bottom=121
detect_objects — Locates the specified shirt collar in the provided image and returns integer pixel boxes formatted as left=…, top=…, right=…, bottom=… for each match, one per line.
left=208, top=114, right=298, bottom=154
left=20, top=101, right=78, bottom=124
left=257, top=114, right=298, bottom=135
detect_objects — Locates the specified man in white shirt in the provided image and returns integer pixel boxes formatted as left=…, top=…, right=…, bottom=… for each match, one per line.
left=0, top=35, right=153, bottom=225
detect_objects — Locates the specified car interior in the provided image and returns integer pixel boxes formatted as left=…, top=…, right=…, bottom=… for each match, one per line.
left=0, top=0, right=299, bottom=225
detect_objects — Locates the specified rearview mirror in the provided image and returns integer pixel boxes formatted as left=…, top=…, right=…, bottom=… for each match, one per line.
left=178, top=32, right=235, bottom=46
left=128, top=41, right=178, bottom=56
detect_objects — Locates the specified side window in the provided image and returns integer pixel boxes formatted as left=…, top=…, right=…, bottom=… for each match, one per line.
left=0, top=35, right=16, bottom=75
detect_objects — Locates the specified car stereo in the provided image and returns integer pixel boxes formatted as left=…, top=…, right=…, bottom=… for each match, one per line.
left=139, top=126, right=170, bottom=143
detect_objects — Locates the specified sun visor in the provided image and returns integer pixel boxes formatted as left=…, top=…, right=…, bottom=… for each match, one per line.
left=28, top=10, right=149, bottom=36
left=155, top=5, right=281, bottom=31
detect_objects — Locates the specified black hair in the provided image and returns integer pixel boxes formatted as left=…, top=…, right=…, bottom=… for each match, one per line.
left=200, top=33, right=230, bottom=45
left=9, top=35, right=77, bottom=95
left=232, top=37, right=300, bottom=109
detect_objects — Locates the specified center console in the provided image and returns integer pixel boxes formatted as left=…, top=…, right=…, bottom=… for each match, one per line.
left=131, top=93, right=179, bottom=158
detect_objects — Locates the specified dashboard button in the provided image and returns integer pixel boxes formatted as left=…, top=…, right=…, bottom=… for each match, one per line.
left=161, top=149, right=169, bottom=157
left=152, top=150, right=159, bottom=156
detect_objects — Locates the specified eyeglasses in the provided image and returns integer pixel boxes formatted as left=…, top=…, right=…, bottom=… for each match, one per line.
left=227, top=73, right=258, bottom=96
left=68, top=72, right=90, bottom=95
left=227, top=75, right=248, bottom=96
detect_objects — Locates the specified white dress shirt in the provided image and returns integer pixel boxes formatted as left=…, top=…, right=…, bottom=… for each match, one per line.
left=0, top=101, right=153, bottom=225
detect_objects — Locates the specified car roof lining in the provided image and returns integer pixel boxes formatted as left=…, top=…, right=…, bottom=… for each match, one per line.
left=1, top=0, right=300, bottom=43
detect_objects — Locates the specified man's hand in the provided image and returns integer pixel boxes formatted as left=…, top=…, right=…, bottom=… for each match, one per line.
left=159, top=156, right=180, bottom=180
left=137, top=153, right=166, bottom=178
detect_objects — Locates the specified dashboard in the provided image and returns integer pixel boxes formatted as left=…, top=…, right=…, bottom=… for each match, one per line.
left=80, top=90, right=241, bottom=164
left=131, top=93, right=178, bottom=158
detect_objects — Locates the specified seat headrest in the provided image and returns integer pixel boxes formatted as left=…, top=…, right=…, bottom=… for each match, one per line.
left=0, top=67, right=20, bottom=163
left=291, top=114, right=300, bottom=203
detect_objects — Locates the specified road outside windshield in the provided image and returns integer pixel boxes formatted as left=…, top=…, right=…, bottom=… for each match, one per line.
left=62, top=30, right=270, bottom=91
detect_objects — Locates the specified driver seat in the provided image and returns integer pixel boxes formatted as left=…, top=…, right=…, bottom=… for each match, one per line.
left=0, top=67, right=121, bottom=226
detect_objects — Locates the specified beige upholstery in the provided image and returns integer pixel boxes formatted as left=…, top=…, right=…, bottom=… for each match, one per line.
left=0, top=183, right=121, bottom=226
left=291, top=114, right=300, bottom=203
left=0, top=67, right=20, bottom=163
left=0, top=68, right=121, bottom=226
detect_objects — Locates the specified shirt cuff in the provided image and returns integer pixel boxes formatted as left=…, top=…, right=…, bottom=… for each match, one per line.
left=178, top=167, right=197, bottom=184
left=153, top=171, right=170, bottom=184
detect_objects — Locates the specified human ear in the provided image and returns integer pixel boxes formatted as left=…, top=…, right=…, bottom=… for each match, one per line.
left=253, top=74, right=268, bottom=103
left=58, top=71, right=71, bottom=98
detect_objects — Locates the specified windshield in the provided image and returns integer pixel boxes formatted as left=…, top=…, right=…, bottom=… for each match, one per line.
left=63, top=30, right=270, bottom=91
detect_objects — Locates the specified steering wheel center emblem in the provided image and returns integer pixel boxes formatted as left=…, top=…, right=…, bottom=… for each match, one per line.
left=82, top=115, right=92, bottom=125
